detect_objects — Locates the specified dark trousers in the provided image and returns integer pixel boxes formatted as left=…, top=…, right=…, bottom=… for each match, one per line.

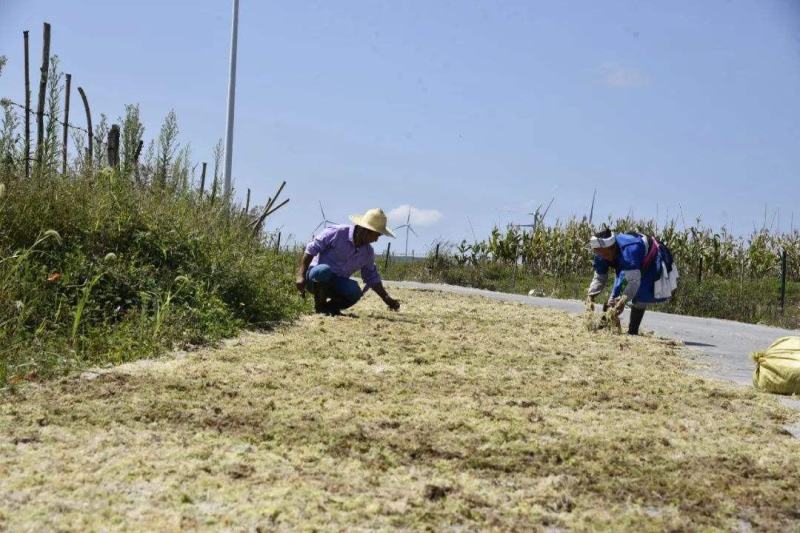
left=306, top=264, right=362, bottom=312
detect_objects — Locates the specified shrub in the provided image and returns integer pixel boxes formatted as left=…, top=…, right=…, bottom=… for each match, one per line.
left=0, top=173, right=304, bottom=386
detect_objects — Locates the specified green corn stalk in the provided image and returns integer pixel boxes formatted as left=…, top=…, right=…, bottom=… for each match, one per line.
left=71, top=271, right=105, bottom=344
left=152, top=275, right=190, bottom=340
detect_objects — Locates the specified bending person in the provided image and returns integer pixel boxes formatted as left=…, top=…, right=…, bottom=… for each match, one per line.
left=296, top=208, right=401, bottom=315
left=587, top=227, right=678, bottom=335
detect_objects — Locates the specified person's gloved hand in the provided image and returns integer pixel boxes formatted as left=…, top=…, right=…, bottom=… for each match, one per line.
left=608, top=296, right=628, bottom=314
left=384, top=296, right=401, bottom=311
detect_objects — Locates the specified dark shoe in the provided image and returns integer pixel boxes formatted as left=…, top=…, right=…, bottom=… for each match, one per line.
left=628, top=307, right=645, bottom=335
left=311, top=281, right=330, bottom=313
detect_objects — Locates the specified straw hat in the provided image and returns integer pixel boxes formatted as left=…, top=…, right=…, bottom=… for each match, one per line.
left=349, top=208, right=395, bottom=238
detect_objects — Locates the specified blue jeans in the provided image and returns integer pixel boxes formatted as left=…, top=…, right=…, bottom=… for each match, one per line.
left=306, top=264, right=362, bottom=311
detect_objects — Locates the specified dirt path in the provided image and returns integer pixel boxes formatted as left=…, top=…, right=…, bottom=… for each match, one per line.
left=2, top=288, right=800, bottom=530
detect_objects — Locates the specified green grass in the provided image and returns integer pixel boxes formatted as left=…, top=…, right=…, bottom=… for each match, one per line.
left=381, top=256, right=800, bottom=329
left=0, top=172, right=306, bottom=386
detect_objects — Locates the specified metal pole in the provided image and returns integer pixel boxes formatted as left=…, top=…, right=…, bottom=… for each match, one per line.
left=384, top=242, right=391, bottom=272
left=223, top=0, right=239, bottom=196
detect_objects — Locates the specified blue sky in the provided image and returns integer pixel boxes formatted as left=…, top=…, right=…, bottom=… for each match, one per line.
left=1, top=0, right=799, bottom=253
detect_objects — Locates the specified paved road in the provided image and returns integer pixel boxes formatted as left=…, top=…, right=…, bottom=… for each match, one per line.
left=386, top=281, right=800, bottom=411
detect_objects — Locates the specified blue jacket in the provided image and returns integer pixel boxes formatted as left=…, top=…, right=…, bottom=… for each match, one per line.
left=592, top=233, right=668, bottom=304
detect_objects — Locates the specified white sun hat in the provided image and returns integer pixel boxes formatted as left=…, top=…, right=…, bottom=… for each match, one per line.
left=349, top=208, right=396, bottom=238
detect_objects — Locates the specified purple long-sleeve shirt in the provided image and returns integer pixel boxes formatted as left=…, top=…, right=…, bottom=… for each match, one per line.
left=305, top=225, right=383, bottom=288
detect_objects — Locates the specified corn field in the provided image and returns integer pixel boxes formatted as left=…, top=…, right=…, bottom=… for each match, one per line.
left=452, top=217, right=798, bottom=283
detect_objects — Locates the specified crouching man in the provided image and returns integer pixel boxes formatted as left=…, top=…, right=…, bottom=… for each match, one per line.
left=296, top=208, right=401, bottom=315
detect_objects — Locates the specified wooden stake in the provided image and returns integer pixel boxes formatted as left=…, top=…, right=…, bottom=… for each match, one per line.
left=133, top=140, right=143, bottom=182
left=77, top=87, right=92, bottom=169
left=62, top=73, right=71, bottom=174
left=107, top=125, right=120, bottom=169
left=35, top=22, right=51, bottom=170
left=249, top=181, right=289, bottom=236
left=276, top=231, right=281, bottom=252
left=199, top=162, right=207, bottom=198
left=512, top=257, right=518, bottom=291
left=23, top=30, right=31, bottom=179
left=697, top=257, right=703, bottom=284
left=244, top=188, right=251, bottom=213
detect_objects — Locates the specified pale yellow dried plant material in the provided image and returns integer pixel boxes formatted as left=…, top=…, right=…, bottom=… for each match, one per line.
left=584, top=296, right=627, bottom=334
left=603, top=295, right=628, bottom=334
left=583, top=297, right=600, bottom=332
left=1, top=288, right=799, bottom=530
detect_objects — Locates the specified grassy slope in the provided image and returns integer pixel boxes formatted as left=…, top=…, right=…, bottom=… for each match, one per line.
left=0, top=175, right=304, bottom=386
left=1, top=288, right=799, bottom=530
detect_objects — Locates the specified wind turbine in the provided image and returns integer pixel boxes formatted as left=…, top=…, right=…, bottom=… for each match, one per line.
left=311, top=201, right=336, bottom=236
left=513, top=197, right=555, bottom=232
left=466, top=216, right=477, bottom=242
left=395, top=207, right=417, bottom=257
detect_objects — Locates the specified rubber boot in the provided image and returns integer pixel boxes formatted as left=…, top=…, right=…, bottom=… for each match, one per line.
left=628, top=307, right=645, bottom=335
left=312, top=282, right=330, bottom=314
left=314, top=284, right=344, bottom=316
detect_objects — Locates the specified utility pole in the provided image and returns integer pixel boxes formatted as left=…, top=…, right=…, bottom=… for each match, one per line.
left=223, top=0, right=240, bottom=196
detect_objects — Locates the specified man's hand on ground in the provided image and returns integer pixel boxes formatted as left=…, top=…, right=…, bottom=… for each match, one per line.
left=295, top=275, right=306, bottom=298
left=371, top=282, right=399, bottom=311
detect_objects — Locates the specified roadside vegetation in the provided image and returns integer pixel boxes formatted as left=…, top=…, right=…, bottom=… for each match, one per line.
left=0, top=55, right=304, bottom=387
left=382, top=217, right=800, bottom=329
left=2, top=289, right=799, bottom=530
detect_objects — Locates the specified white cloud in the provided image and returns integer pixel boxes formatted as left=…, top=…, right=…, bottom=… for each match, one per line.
left=598, top=62, right=647, bottom=88
left=388, top=205, right=444, bottom=227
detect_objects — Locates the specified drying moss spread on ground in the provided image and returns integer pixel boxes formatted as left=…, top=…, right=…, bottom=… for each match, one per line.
left=1, top=288, right=799, bottom=530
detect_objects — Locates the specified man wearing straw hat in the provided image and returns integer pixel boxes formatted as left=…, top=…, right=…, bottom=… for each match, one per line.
left=296, top=208, right=401, bottom=315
